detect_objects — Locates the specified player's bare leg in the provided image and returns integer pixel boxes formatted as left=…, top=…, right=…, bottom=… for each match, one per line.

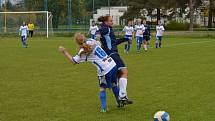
left=143, top=40, right=148, bottom=52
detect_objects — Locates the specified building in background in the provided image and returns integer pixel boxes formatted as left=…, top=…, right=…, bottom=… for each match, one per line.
left=93, top=6, right=127, bottom=25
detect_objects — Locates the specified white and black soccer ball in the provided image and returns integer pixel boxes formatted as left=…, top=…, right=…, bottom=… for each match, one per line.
left=154, top=111, right=170, bottom=121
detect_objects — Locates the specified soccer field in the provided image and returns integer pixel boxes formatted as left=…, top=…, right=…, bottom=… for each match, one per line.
left=0, top=36, right=215, bottom=121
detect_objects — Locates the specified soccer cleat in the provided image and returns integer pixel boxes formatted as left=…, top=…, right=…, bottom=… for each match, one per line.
left=100, top=109, right=107, bottom=113
left=119, top=96, right=133, bottom=106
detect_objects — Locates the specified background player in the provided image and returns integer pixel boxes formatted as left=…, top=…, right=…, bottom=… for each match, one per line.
left=58, top=33, right=120, bottom=113
left=89, top=21, right=99, bottom=40
left=135, top=19, right=145, bottom=53
left=142, top=18, right=151, bottom=52
left=122, top=19, right=134, bottom=54
left=156, top=20, right=165, bottom=48
left=28, top=21, right=34, bottom=38
left=19, top=22, right=28, bottom=48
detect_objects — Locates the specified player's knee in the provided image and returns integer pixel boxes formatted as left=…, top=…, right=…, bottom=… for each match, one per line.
left=120, top=68, right=128, bottom=77
left=100, top=88, right=106, bottom=91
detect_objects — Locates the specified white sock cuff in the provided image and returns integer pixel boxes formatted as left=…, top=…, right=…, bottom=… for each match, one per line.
left=119, top=78, right=127, bottom=81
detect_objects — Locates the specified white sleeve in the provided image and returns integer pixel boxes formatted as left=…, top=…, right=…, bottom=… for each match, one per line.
left=142, top=26, right=145, bottom=31
left=162, top=26, right=165, bottom=31
left=89, top=26, right=92, bottom=31
left=86, top=40, right=96, bottom=46
left=123, top=26, right=126, bottom=32
left=96, top=26, right=99, bottom=31
left=19, top=26, right=22, bottom=31
left=71, top=55, right=81, bottom=64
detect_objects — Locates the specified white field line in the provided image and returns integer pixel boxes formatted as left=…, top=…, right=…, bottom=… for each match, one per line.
left=150, top=40, right=215, bottom=49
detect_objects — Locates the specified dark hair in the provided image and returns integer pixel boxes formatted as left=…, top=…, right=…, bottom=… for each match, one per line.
left=98, top=16, right=111, bottom=22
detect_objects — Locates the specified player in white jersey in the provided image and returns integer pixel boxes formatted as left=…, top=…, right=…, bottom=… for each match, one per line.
left=122, top=20, right=134, bottom=54
left=19, top=22, right=29, bottom=48
left=89, top=21, right=99, bottom=40
left=156, top=20, right=165, bottom=48
left=135, top=19, right=145, bottom=53
left=59, top=33, right=120, bottom=113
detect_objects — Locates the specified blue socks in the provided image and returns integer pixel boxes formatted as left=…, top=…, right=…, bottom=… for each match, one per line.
left=100, top=91, right=107, bottom=110
left=112, top=86, right=120, bottom=103
left=156, top=41, right=159, bottom=48
left=137, top=42, right=141, bottom=52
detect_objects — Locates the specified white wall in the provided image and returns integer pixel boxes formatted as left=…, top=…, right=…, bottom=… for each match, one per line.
left=93, top=6, right=127, bottom=25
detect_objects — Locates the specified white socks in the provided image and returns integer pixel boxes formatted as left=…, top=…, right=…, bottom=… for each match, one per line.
left=144, top=44, right=147, bottom=51
left=119, top=78, right=128, bottom=98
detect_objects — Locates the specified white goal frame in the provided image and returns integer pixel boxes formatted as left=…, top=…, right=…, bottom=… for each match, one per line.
left=0, top=11, right=52, bottom=38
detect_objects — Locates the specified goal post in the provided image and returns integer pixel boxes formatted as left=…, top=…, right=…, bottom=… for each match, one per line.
left=0, top=11, right=53, bottom=38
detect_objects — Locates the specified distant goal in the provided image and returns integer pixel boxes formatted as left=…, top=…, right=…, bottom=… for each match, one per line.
left=0, top=11, right=53, bottom=38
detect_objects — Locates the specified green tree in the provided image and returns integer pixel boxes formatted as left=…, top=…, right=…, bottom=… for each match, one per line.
left=208, top=0, right=215, bottom=28
left=24, top=0, right=89, bottom=28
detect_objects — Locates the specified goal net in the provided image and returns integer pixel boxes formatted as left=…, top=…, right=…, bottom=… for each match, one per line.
left=0, top=11, right=53, bottom=38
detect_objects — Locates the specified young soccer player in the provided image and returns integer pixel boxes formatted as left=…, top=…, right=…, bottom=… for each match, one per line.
left=58, top=33, right=120, bottom=112
left=135, top=19, right=145, bottom=53
left=156, top=20, right=165, bottom=48
left=98, top=16, right=133, bottom=105
left=89, top=21, right=99, bottom=40
left=142, top=19, right=151, bottom=52
left=122, top=20, right=134, bottom=54
left=19, top=22, right=29, bottom=48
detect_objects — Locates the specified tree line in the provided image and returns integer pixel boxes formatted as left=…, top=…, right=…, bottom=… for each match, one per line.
left=1, top=0, right=215, bottom=29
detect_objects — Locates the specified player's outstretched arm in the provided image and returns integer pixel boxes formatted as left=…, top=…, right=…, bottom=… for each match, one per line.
left=59, top=46, right=76, bottom=64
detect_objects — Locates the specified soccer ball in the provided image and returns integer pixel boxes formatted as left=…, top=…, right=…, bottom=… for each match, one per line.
left=154, top=111, right=170, bottom=121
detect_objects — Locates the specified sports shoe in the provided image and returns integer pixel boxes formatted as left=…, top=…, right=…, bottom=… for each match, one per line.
left=100, top=109, right=107, bottom=113
left=119, top=96, right=133, bottom=106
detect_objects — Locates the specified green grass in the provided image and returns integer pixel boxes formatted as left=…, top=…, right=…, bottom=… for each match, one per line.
left=0, top=36, right=215, bottom=121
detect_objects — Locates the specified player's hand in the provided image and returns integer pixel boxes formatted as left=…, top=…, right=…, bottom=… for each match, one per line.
left=59, top=46, right=66, bottom=53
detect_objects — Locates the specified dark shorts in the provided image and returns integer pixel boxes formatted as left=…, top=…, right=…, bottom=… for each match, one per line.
left=99, top=66, right=118, bottom=88
left=110, top=53, right=126, bottom=71
left=29, top=30, right=34, bottom=36
left=124, top=35, right=132, bottom=44
left=156, top=36, right=163, bottom=41
left=143, top=35, right=150, bottom=41
left=91, top=34, right=96, bottom=40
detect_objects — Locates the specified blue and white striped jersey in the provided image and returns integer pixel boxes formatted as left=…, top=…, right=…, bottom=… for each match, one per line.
left=72, top=39, right=116, bottom=76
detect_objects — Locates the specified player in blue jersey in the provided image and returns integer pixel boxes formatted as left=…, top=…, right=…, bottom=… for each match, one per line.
left=58, top=33, right=120, bottom=112
left=142, top=18, right=151, bottom=52
left=19, top=22, right=29, bottom=48
left=122, top=19, right=134, bottom=54
left=156, top=20, right=165, bottom=48
left=89, top=21, right=99, bottom=40
left=98, top=16, right=133, bottom=106
left=135, top=19, right=145, bottom=53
